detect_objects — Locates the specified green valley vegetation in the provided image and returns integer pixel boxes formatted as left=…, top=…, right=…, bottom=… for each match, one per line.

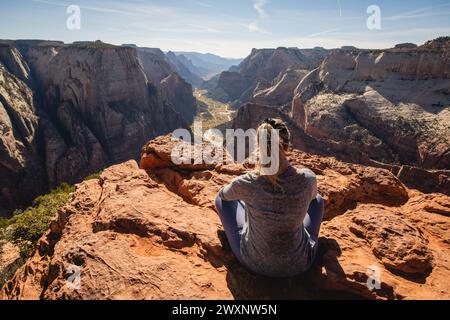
left=0, top=171, right=102, bottom=287
left=0, top=183, right=75, bottom=259
left=193, top=89, right=236, bottom=132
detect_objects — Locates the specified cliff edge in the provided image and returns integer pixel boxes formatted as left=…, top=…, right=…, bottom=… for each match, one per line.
left=2, top=135, right=449, bottom=300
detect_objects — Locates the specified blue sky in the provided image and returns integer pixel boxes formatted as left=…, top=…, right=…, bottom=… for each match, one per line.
left=1, top=0, right=449, bottom=57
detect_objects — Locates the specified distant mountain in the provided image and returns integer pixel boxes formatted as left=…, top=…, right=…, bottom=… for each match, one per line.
left=208, top=47, right=329, bottom=107
left=290, top=38, right=450, bottom=170
left=121, top=46, right=243, bottom=87
left=174, top=51, right=243, bottom=80
left=165, top=51, right=204, bottom=87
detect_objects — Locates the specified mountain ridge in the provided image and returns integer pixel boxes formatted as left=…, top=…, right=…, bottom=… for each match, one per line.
left=173, top=51, right=243, bottom=80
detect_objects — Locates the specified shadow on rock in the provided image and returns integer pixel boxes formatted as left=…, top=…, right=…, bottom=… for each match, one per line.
left=216, top=230, right=360, bottom=300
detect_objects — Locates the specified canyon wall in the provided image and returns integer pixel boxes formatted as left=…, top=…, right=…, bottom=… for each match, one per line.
left=0, top=44, right=47, bottom=213
left=0, top=41, right=196, bottom=216
left=210, top=47, right=328, bottom=107
left=229, top=38, right=449, bottom=195
left=291, top=37, right=450, bottom=169
left=165, top=51, right=204, bottom=88
left=137, top=47, right=198, bottom=123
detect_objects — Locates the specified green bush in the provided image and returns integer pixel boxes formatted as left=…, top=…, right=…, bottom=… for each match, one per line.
left=1, top=183, right=75, bottom=258
left=85, top=171, right=102, bottom=181
left=0, top=218, right=9, bottom=229
left=0, top=256, right=27, bottom=289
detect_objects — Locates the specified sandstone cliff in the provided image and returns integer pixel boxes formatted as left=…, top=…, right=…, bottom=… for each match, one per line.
left=166, top=51, right=204, bottom=88
left=211, top=47, right=328, bottom=107
left=252, top=68, right=310, bottom=108
left=214, top=38, right=449, bottom=173
left=137, top=48, right=198, bottom=123
left=291, top=38, right=450, bottom=170
left=137, top=48, right=198, bottom=124
left=0, top=44, right=47, bottom=214
left=137, top=47, right=174, bottom=85
left=2, top=135, right=449, bottom=300
left=159, top=73, right=197, bottom=123
left=234, top=103, right=449, bottom=196
left=0, top=41, right=195, bottom=216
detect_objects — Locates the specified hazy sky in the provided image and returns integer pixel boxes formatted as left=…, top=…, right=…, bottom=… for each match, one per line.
left=1, top=0, right=450, bottom=58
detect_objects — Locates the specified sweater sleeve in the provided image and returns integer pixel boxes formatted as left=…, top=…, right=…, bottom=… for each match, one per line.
left=219, top=174, right=251, bottom=202
left=310, top=175, right=318, bottom=201
left=302, top=168, right=318, bottom=202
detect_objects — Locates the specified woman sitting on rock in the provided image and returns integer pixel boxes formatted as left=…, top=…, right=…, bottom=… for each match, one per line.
left=215, top=118, right=324, bottom=277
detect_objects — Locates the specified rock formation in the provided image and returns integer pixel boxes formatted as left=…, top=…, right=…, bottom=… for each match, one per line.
left=234, top=102, right=449, bottom=196
left=2, top=135, right=449, bottom=300
left=137, top=47, right=174, bottom=85
left=166, top=51, right=204, bottom=88
left=0, top=243, right=20, bottom=283
left=138, top=48, right=198, bottom=123
left=210, top=47, right=328, bottom=107
left=0, top=43, right=48, bottom=213
left=210, top=37, right=449, bottom=174
left=0, top=40, right=196, bottom=216
left=174, top=52, right=242, bottom=80
left=159, top=73, right=197, bottom=123
left=252, top=68, right=310, bottom=108
left=291, top=37, right=450, bottom=170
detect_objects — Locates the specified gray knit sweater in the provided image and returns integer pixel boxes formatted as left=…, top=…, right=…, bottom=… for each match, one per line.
left=219, top=165, right=318, bottom=277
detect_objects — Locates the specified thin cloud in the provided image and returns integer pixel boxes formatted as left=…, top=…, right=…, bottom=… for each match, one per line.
left=247, top=21, right=272, bottom=35
left=136, top=24, right=222, bottom=34
left=31, top=0, right=176, bottom=17
left=304, top=28, right=341, bottom=38
left=254, top=0, right=269, bottom=19
left=248, top=0, right=270, bottom=34
left=386, top=2, right=450, bottom=21
left=386, top=11, right=450, bottom=21
left=337, top=0, right=342, bottom=17
left=191, top=1, right=212, bottom=8
left=325, top=27, right=450, bottom=39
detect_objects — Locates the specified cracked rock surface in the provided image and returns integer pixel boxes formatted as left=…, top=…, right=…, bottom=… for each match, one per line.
left=2, top=136, right=449, bottom=300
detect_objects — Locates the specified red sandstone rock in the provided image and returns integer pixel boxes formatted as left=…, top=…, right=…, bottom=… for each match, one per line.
left=2, top=135, right=449, bottom=300
left=213, top=47, right=328, bottom=107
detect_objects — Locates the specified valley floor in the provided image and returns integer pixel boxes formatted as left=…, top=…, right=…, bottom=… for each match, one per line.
left=192, top=89, right=236, bottom=132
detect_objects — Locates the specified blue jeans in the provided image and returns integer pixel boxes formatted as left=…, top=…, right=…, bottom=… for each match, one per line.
left=215, top=194, right=325, bottom=268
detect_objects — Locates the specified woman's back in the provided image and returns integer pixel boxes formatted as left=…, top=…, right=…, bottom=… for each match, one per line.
left=220, top=165, right=318, bottom=277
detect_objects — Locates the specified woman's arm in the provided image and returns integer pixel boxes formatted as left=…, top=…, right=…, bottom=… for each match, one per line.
left=219, top=175, right=251, bottom=202
left=311, top=175, right=318, bottom=201
left=303, top=168, right=318, bottom=202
